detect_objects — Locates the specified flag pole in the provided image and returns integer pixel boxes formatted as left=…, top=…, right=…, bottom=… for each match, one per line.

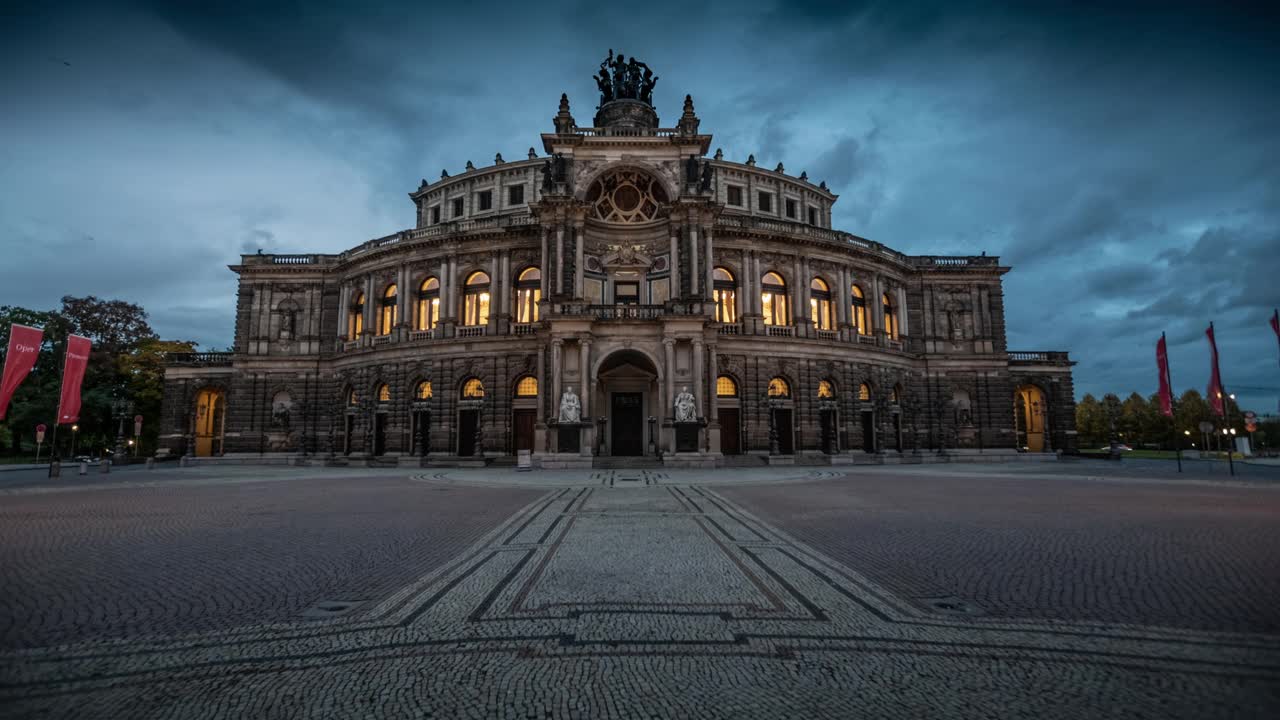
left=1212, top=321, right=1234, bottom=477
left=47, top=337, right=64, bottom=478
left=1163, top=332, right=1181, bottom=473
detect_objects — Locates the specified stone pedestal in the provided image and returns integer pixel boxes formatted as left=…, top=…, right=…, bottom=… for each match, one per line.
left=674, top=422, right=701, bottom=453
left=553, top=422, right=590, bottom=454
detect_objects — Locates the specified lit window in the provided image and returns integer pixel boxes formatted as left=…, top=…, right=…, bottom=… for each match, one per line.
left=377, top=384, right=391, bottom=402
left=810, top=277, right=833, bottom=331
left=768, top=377, right=790, bottom=398
left=891, top=384, right=901, bottom=403
left=378, top=284, right=397, bottom=336
left=463, top=271, right=491, bottom=326
left=462, top=378, right=485, bottom=398
left=713, top=267, right=737, bottom=324
left=851, top=285, right=868, bottom=336
left=417, top=277, right=440, bottom=331
left=883, top=292, right=899, bottom=340
left=515, top=376, right=538, bottom=397
left=761, top=272, right=788, bottom=326
left=347, top=388, right=359, bottom=406
left=415, top=380, right=433, bottom=400
left=716, top=375, right=738, bottom=397
left=858, top=383, right=871, bottom=402
left=514, top=267, right=541, bottom=323
left=818, top=380, right=834, bottom=398
left=347, top=292, right=365, bottom=339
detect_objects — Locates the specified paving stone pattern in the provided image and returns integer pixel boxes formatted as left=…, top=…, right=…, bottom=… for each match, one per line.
left=1, top=471, right=1278, bottom=719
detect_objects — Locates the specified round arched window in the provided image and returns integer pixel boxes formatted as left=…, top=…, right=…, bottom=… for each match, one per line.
left=818, top=380, right=834, bottom=398
left=515, top=376, right=538, bottom=397
left=377, top=384, right=391, bottom=403
left=415, top=380, right=433, bottom=400
left=462, top=378, right=485, bottom=398
left=768, top=377, right=791, bottom=398
left=716, top=375, right=738, bottom=397
left=586, top=169, right=669, bottom=223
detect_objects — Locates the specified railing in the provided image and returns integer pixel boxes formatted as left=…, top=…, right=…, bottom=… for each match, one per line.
left=765, top=325, right=794, bottom=337
left=271, top=254, right=315, bottom=265
left=342, top=340, right=360, bottom=352
left=1009, top=351, right=1073, bottom=365
left=166, top=351, right=234, bottom=366
left=590, top=304, right=665, bottom=321
left=569, top=127, right=685, bottom=138
left=886, top=339, right=904, bottom=351
left=717, top=324, right=741, bottom=335
left=457, top=326, right=486, bottom=338
left=408, top=329, right=435, bottom=341
left=816, top=329, right=838, bottom=341
left=857, top=334, right=877, bottom=346
left=512, top=323, right=537, bottom=336
left=911, top=255, right=1000, bottom=267
left=372, top=335, right=391, bottom=346
left=715, top=216, right=908, bottom=262
left=405, top=214, right=538, bottom=243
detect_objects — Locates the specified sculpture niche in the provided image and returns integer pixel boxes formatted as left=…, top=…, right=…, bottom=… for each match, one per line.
left=558, top=386, right=582, bottom=424
left=673, top=385, right=701, bottom=452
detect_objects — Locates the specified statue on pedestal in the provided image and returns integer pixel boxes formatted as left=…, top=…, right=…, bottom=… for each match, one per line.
left=674, top=386, right=697, bottom=423
left=558, top=387, right=582, bottom=424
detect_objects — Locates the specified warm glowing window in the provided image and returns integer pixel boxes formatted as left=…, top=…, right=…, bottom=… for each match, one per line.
left=883, top=292, right=899, bottom=340
left=851, top=285, right=868, bottom=336
left=761, top=272, right=788, bottom=326
left=515, top=376, right=538, bottom=397
left=768, top=377, right=790, bottom=398
left=891, top=384, right=901, bottom=403
left=858, top=383, right=871, bottom=402
left=810, top=277, right=834, bottom=331
left=347, top=388, right=359, bottom=406
left=415, top=380, right=433, bottom=400
left=463, top=271, right=491, bottom=326
left=515, top=267, right=541, bottom=323
left=716, top=375, right=738, bottom=397
left=378, top=285, right=398, bottom=336
left=462, top=378, right=485, bottom=398
left=417, top=277, right=440, bottom=331
left=713, top=267, right=737, bottom=324
left=347, top=292, right=365, bottom=339
left=377, top=383, right=391, bottom=402
left=818, top=380, right=834, bottom=398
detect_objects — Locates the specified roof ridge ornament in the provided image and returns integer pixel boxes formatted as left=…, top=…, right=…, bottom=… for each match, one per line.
left=554, top=93, right=577, bottom=133
left=591, top=50, right=661, bottom=129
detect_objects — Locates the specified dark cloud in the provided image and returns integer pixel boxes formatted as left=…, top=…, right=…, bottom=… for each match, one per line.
left=2, top=0, right=1278, bottom=412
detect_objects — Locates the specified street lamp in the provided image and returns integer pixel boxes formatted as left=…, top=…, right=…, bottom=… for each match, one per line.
left=70, top=424, right=79, bottom=458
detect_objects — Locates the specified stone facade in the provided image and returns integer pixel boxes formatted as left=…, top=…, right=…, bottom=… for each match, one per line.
left=160, top=73, right=1076, bottom=466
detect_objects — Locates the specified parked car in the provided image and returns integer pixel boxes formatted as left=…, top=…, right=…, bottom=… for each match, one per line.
left=1099, top=444, right=1133, bottom=452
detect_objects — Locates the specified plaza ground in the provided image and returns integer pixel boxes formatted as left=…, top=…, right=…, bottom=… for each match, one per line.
left=1, top=460, right=1278, bottom=718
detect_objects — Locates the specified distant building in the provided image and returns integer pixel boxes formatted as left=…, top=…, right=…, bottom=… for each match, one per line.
left=160, top=56, right=1076, bottom=466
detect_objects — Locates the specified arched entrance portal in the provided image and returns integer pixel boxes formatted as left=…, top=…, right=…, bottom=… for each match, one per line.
left=1015, top=384, right=1048, bottom=452
left=596, top=350, right=659, bottom=457
left=193, top=388, right=226, bottom=457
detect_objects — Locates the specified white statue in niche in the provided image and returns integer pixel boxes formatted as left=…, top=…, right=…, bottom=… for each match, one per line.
left=674, top=385, right=697, bottom=423
left=558, top=387, right=581, bottom=423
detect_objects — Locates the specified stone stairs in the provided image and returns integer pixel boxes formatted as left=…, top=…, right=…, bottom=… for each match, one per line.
left=592, top=456, right=664, bottom=470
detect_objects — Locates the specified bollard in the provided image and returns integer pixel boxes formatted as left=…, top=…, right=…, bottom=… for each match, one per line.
left=79, top=462, right=88, bottom=475
left=180, top=456, right=190, bottom=468
left=146, top=458, right=155, bottom=470
left=99, top=459, right=110, bottom=474
left=49, top=460, right=61, bottom=478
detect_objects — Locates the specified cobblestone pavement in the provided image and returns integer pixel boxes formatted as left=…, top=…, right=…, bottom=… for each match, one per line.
left=1, top=469, right=1278, bottom=719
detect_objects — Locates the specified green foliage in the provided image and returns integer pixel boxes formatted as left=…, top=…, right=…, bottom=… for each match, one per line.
left=0, top=297, right=192, bottom=458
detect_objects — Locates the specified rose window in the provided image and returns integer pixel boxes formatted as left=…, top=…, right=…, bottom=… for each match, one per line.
left=586, top=169, right=668, bottom=223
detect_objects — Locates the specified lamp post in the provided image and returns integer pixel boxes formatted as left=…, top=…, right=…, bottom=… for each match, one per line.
left=110, top=397, right=134, bottom=465
left=70, top=424, right=79, bottom=459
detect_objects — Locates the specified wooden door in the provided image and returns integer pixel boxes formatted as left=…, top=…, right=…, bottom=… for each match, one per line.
left=513, top=409, right=536, bottom=452
left=611, top=393, right=644, bottom=455
left=458, top=410, right=478, bottom=456
left=719, top=408, right=740, bottom=455
left=861, top=411, right=875, bottom=452
left=776, top=409, right=794, bottom=455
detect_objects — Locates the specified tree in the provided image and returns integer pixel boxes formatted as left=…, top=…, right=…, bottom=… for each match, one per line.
left=1119, top=392, right=1148, bottom=445
left=1075, top=394, right=1107, bottom=448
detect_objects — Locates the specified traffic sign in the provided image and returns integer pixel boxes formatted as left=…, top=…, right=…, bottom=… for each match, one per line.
left=134, top=414, right=143, bottom=435
left=35, top=423, right=47, bottom=444
left=1198, top=421, right=1214, bottom=434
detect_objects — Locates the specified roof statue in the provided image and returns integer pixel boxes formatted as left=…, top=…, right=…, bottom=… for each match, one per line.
left=594, top=49, right=658, bottom=107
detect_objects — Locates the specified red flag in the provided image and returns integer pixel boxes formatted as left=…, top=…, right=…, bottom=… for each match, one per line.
left=1156, top=334, right=1173, bottom=417
left=1206, top=323, right=1225, bottom=417
left=56, top=335, right=92, bottom=425
left=0, top=324, right=44, bottom=420
left=1271, top=309, right=1279, bottom=366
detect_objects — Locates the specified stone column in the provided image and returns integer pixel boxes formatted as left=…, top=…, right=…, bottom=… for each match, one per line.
left=555, top=224, right=565, bottom=296
left=792, top=254, right=804, bottom=329
left=708, top=344, right=718, bottom=421
left=396, top=265, right=409, bottom=331
left=837, top=266, right=850, bottom=340
left=689, top=224, right=700, bottom=297
left=703, top=225, right=714, bottom=301
left=338, top=285, right=350, bottom=341
left=488, top=252, right=499, bottom=333
left=872, top=273, right=885, bottom=341
left=362, top=275, right=375, bottom=341
left=736, top=248, right=748, bottom=321
left=539, top=227, right=550, bottom=297
left=551, top=339, right=563, bottom=423
left=499, top=250, right=511, bottom=331
left=898, top=286, right=909, bottom=337
left=574, top=224, right=585, bottom=299
left=693, top=338, right=704, bottom=420
left=663, top=339, right=675, bottom=418
left=669, top=226, right=681, bottom=298
left=579, top=338, right=592, bottom=455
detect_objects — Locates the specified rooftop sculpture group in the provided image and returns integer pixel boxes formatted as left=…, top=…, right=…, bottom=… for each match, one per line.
left=594, top=49, right=658, bottom=106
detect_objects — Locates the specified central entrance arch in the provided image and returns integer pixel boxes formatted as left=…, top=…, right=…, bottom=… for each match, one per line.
left=595, top=349, right=660, bottom=457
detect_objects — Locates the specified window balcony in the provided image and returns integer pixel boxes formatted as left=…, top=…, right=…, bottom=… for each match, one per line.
left=512, top=323, right=537, bottom=336
left=717, top=323, right=742, bottom=335
left=457, top=326, right=486, bottom=338
left=166, top=351, right=235, bottom=366
left=342, top=340, right=360, bottom=352
left=856, top=334, right=876, bottom=346
left=766, top=325, right=794, bottom=338
left=816, top=329, right=838, bottom=341
left=408, top=329, right=436, bottom=341
left=372, top=335, right=392, bottom=346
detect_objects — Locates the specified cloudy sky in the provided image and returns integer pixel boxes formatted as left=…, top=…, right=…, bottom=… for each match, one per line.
left=3, top=0, right=1277, bottom=412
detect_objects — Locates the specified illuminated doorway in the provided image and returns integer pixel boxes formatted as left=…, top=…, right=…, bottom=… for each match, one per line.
left=1016, top=385, right=1047, bottom=452
left=194, top=389, right=226, bottom=457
